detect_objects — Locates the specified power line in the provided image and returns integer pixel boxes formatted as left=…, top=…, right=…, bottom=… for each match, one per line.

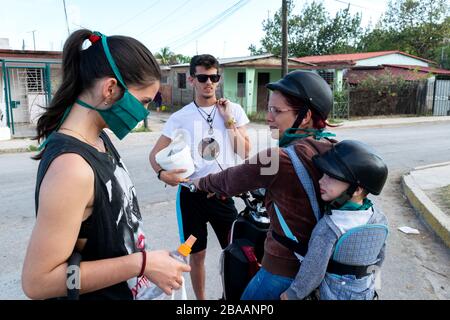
left=332, top=0, right=384, bottom=13
left=138, top=0, right=192, bottom=37
left=110, top=0, right=161, bottom=32
left=62, top=0, right=70, bottom=36
left=170, top=0, right=250, bottom=51
left=156, top=0, right=251, bottom=51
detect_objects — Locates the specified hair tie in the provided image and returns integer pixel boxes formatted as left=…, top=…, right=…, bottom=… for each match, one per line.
left=89, top=34, right=101, bottom=44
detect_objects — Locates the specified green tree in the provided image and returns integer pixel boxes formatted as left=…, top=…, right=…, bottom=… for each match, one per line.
left=155, top=47, right=191, bottom=65
left=249, top=0, right=363, bottom=57
left=155, top=47, right=174, bottom=65
left=359, top=0, right=449, bottom=66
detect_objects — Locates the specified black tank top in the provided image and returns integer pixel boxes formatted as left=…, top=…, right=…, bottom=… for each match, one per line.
left=35, top=131, right=150, bottom=300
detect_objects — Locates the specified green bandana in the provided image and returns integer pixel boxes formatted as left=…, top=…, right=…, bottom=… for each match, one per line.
left=278, top=128, right=336, bottom=147
left=339, top=198, right=373, bottom=211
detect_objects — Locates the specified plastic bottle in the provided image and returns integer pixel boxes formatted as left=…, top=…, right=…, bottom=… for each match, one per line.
left=145, top=235, right=197, bottom=300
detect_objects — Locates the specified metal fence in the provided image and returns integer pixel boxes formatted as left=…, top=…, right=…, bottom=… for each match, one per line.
left=1, top=59, right=62, bottom=136
left=329, top=77, right=450, bottom=120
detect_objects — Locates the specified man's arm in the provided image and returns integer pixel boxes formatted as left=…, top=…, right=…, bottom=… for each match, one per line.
left=149, top=135, right=189, bottom=187
left=226, top=124, right=251, bottom=160
left=216, top=99, right=250, bottom=160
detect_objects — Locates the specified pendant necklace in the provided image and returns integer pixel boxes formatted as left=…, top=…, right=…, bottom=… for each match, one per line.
left=194, top=101, right=217, bottom=136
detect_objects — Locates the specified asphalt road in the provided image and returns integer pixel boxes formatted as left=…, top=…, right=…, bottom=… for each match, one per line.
left=0, top=121, right=449, bottom=300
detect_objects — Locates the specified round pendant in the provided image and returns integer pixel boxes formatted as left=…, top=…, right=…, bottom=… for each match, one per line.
left=208, top=128, right=214, bottom=135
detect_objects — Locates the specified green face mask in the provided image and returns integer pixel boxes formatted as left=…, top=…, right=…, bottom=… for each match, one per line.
left=77, top=34, right=149, bottom=140
left=278, top=128, right=336, bottom=147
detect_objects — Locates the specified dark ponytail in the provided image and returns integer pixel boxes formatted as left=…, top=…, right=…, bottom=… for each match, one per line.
left=34, top=29, right=161, bottom=160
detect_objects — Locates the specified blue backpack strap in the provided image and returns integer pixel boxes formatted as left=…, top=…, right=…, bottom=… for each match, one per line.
left=284, top=145, right=322, bottom=222
left=273, top=203, right=299, bottom=243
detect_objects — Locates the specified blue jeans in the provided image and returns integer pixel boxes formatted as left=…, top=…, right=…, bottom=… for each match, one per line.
left=241, top=268, right=294, bottom=300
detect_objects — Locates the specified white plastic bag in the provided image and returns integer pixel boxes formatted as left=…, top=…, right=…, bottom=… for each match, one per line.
left=155, top=130, right=195, bottom=178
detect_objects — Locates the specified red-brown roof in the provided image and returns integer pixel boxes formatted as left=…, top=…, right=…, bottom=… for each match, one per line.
left=0, top=49, right=62, bottom=60
left=383, top=64, right=450, bottom=75
left=346, top=64, right=450, bottom=84
left=294, top=51, right=435, bottom=65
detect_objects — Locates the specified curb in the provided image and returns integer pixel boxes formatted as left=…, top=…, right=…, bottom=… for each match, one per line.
left=337, top=117, right=450, bottom=130
left=0, top=148, right=33, bottom=154
left=402, top=171, right=450, bottom=248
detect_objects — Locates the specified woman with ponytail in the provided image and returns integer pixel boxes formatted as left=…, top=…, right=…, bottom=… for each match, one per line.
left=22, top=30, right=190, bottom=300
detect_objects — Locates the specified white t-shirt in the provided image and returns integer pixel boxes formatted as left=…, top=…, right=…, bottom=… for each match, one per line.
left=162, top=101, right=250, bottom=179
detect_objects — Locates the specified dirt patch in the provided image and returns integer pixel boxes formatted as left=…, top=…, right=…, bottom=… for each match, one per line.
left=426, top=185, right=450, bottom=216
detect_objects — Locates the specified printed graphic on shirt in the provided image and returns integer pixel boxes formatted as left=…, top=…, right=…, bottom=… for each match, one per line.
left=106, top=157, right=153, bottom=299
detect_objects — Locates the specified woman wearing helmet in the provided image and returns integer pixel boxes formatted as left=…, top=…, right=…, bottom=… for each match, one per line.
left=281, top=140, right=389, bottom=300
left=193, top=70, right=337, bottom=300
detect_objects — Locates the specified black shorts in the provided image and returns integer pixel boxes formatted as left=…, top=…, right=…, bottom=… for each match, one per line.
left=177, top=187, right=238, bottom=254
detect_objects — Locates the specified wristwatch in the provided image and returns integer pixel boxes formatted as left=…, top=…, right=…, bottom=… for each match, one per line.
left=157, top=168, right=166, bottom=180
left=225, top=117, right=237, bottom=128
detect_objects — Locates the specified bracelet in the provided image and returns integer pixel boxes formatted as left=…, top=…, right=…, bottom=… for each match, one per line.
left=225, top=117, right=237, bottom=128
left=138, top=250, right=146, bottom=278
left=157, top=168, right=166, bottom=180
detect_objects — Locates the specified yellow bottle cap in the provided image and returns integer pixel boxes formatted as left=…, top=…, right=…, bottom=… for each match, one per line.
left=178, top=235, right=197, bottom=257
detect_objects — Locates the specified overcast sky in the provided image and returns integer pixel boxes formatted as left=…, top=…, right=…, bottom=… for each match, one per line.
left=0, top=0, right=389, bottom=57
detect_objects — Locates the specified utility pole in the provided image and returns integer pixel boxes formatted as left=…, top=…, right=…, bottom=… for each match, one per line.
left=281, top=0, right=288, bottom=77
left=63, top=0, right=70, bottom=36
left=29, top=30, right=37, bottom=50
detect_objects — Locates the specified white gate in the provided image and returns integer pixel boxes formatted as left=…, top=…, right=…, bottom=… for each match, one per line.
left=433, top=77, right=450, bottom=116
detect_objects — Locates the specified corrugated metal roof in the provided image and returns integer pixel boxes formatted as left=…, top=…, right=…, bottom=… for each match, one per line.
left=294, top=51, right=435, bottom=65
left=169, top=54, right=313, bottom=68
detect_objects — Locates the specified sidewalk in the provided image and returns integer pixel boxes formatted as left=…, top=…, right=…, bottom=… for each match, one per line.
left=402, top=162, right=450, bottom=248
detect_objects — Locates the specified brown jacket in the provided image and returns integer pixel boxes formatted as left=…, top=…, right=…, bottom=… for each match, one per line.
left=199, top=137, right=335, bottom=278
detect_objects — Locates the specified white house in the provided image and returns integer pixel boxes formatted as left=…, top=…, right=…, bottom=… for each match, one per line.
left=293, top=51, right=436, bottom=91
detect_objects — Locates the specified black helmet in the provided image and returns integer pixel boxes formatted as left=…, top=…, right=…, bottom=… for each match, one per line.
left=266, top=70, right=333, bottom=120
left=313, top=140, right=388, bottom=195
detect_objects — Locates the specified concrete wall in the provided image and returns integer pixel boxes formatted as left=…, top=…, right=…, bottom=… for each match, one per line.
left=356, top=54, right=430, bottom=67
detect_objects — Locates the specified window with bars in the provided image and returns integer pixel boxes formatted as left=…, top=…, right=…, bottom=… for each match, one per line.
left=178, top=73, right=186, bottom=89
left=237, top=72, right=246, bottom=98
left=27, top=68, right=44, bottom=93
left=318, top=70, right=335, bottom=87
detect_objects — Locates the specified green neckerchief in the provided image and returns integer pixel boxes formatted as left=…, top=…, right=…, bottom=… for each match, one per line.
left=338, top=198, right=373, bottom=211
left=38, top=105, right=74, bottom=151
left=278, top=128, right=336, bottom=148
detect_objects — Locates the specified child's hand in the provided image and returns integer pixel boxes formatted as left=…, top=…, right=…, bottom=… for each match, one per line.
left=280, top=292, right=289, bottom=300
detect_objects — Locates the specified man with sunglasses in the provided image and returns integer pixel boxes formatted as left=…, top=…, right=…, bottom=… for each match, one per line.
left=149, top=54, right=250, bottom=300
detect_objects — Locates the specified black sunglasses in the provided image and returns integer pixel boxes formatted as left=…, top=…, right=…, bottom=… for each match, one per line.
left=195, top=74, right=221, bottom=83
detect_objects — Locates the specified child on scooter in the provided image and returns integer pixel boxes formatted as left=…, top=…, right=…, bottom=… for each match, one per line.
left=281, top=140, right=389, bottom=300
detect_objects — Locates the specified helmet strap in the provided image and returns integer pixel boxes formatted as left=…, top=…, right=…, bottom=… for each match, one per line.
left=291, top=107, right=309, bottom=130
left=327, top=184, right=358, bottom=212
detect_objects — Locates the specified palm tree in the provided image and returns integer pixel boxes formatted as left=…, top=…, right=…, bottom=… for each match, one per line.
left=156, top=47, right=174, bottom=65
